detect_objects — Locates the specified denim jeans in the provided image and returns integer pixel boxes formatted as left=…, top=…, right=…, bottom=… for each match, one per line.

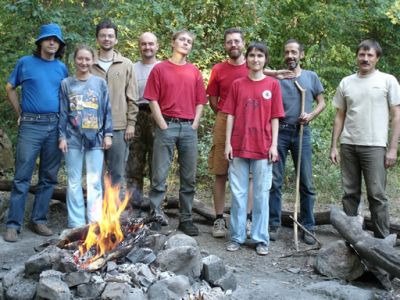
left=269, top=125, right=316, bottom=230
left=65, top=148, right=104, bottom=228
left=105, top=130, right=128, bottom=187
left=6, top=113, right=61, bottom=230
left=340, top=144, right=388, bottom=238
left=149, top=122, right=197, bottom=222
left=229, top=157, right=272, bottom=245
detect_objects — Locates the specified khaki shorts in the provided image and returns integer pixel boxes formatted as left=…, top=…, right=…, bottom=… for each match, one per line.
left=208, top=112, right=229, bottom=175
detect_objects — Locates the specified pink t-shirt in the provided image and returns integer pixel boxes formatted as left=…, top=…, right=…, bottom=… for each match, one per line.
left=144, top=60, right=207, bottom=119
left=206, top=61, right=248, bottom=112
left=222, top=76, right=285, bottom=159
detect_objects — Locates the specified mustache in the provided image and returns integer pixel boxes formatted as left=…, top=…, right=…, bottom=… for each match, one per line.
left=360, top=61, right=370, bottom=65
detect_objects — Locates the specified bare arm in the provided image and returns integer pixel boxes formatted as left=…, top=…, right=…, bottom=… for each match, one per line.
left=329, top=108, right=346, bottom=164
left=269, top=118, right=279, bottom=162
left=6, top=83, right=21, bottom=118
left=149, top=101, right=168, bottom=130
left=264, top=69, right=295, bottom=80
left=209, top=96, right=219, bottom=114
left=385, top=105, right=400, bottom=168
left=192, top=104, right=203, bottom=130
left=224, top=114, right=235, bottom=161
left=299, top=93, right=326, bottom=124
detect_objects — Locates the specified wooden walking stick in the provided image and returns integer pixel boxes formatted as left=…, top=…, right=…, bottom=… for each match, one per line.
left=293, top=80, right=306, bottom=251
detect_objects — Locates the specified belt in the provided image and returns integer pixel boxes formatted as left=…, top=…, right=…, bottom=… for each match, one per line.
left=21, top=112, right=59, bottom=120
left=163, top=115, right=193, bottom=123
left=279, top=121, right=308, bottom=129
left=138, top=103, right=151, bottom=112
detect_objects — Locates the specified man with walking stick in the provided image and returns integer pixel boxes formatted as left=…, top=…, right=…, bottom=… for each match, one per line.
left=269, top=39, right=326, bottom=245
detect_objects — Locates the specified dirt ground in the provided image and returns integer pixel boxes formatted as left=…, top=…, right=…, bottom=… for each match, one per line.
left=0, top=192, right=399, bottom=300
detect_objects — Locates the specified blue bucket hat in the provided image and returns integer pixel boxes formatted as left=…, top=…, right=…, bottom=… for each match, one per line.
left=35, top=23, right=65, bottom=45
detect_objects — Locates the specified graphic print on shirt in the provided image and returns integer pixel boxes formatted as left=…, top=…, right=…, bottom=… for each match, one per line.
left=68, top=88, right=99, bottom=130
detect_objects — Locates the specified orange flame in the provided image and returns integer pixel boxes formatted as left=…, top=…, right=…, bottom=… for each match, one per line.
left=79, top=177, right=130, bottom=263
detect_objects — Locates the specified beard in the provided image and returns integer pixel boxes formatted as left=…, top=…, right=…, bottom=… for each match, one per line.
left=286, top=59, right=299, bottom=70
left=228, top=49, right=242, bottom=60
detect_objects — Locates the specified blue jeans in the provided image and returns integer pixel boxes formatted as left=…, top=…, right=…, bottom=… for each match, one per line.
left=105, top=130, right=128, bottom=187
left=269, top=125, right=315, bottom=230
left=149, top=122, right=197, bottom=222
left=65, top=148, right=104, bottom=228
left=6, top=113, right=61, bottom=230
left=229, top=158, right=272, bottom=245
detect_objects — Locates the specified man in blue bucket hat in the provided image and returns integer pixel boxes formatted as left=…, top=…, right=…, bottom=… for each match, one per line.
left=3, top=23, right=68, bottom=242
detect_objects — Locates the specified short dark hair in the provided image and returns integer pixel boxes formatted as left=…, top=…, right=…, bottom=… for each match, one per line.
left=356, top=39, right=382, bottom=57
left=33, top=38, right=65, bottom=59
left=96, top=20, right=118, bottom=38
left=224, top=28, right=244, bottom=42
left=284, top=38, right=304, bottom=53
left=245, top=42, right=269, bottom=66
left=73, top=44, right=95, bottom=60
left=172, top=30, right=195, bottom=43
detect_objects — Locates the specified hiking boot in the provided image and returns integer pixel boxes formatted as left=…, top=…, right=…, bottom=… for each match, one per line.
left=3, top=228, right=18, bottom=242
left=152, top=211, right=169, bottom=226
left=269, top=227, right=280, bottom=241
left=256, top=243, right=269, bottom=255
left=30, top=223, right=53, bottom=236
left=226, top=241, right=240, bottom=252
left=178, top=221, right=199, bottom=236
left=302, top=230, right=316, bottom=245
left=246, top=219, right=252, bottom=238
left=212, top=218, right=226, bottom=238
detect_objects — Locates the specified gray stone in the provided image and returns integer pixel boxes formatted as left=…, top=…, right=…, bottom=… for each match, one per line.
left=63, top=271, right=91, bottom=287
left=126, top=247, right=156, bottom=264
left=25, top=246, right=63, bottom=280
left=314, top=240, right=365, bottom=281
left=304, top=281, right=374, bottom=300
left=2, top=265, right=25, bottom=289
left=76, top=281, right=106, bottom=298
left=36, top=276, right=71, bottom=300
left=58, top=255, right=78, bottom=273
left=101, top=282, right=137, bottom=300
left=165, top=233, right=198, bottom=249
left=129, top=263, right=156, bottom=287
left=4, top=279, right=36, bottom=300
left=142, top=233, right=168, bottom=253
left=201, top=255, right=226, bottom=284
left=214, top=270, right=237, bottom=291
left=156, top=246, right=202, bottom=279
left=106, top=261, right=118, bottom=272
left=0, top=282, right=3, bottom=300
left=104, top=272, right=132, bottom=283
left=40, top=269, right=64, bottom=279
left=147, top=274, right=190, bottom=300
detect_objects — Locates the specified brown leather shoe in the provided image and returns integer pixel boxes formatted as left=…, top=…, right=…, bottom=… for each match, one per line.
left=4, top=228, right=18, bottom=242
left=31, top=223, right=53, bottom=236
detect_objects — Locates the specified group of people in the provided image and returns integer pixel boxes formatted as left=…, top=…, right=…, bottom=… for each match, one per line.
left=3, top=22, right=399, bottom=259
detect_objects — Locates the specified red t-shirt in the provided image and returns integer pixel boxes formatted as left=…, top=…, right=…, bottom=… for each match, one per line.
left=206, top=61, right=248, bottom=112
left=144, top=60, right=207, bottom=119
left=222, top=76, right=285, bottom=159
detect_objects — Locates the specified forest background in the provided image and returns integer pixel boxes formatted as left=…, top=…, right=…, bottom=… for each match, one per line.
left=1, top=0, right=400, bottom=207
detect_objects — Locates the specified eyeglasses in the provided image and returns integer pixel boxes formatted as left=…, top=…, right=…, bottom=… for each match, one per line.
left=225, top=39, right=242, bottom=45
left=98, top=34, right=116, bottom=40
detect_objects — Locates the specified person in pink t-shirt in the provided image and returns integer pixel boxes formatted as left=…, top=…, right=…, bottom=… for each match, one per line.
left=223, top=42, right=285, bottom=255
left=144, top=30, right=207, bottom=236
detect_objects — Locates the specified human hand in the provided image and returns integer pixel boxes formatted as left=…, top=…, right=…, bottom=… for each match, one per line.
left=103, top=136, right=112, bottom=150
left=124, top=125, right=135, bottom=141
left=59, top=139, right=68, bottom=154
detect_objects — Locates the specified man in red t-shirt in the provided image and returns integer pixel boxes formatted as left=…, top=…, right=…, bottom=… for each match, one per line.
left=144, top=30, right=207, bottom=236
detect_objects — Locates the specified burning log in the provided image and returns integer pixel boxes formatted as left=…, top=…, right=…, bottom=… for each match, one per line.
left=330, top=206, right=400, bottom=282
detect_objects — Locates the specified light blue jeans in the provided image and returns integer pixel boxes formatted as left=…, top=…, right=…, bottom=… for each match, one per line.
left=229, top=157, right=272, bottom=245
left=65, top=148, right=104, bottom=228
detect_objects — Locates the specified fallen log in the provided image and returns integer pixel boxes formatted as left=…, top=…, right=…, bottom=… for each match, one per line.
left=330, top=206, right=400, bottom=280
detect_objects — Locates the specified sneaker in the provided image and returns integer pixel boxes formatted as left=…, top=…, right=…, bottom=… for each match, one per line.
left=246, top=219, right=252, bottom=238
left=30, top=223, right=53, bottom=236
left=226, top=241, right=240, bottom=252
left=212, top=218, right=226, bottom=238
left=302, top=230, right=316, bottom=245
left=178, top=221, right=199, bottom=236
left=3, top=228, right=18, bottom=242
left=269, top=227, right=280, bottom=241
left=256, top=243, right=269, bottom=255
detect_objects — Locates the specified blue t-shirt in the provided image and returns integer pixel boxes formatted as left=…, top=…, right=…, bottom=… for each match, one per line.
left=8, top=55, right=68, bottom=113
left=279, top=70, right=324, bottom=124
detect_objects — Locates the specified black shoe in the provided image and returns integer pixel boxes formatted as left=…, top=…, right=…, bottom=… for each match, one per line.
left=178, top=221, right=199, bottom=236
left=269, top=227, right=280, bottom=241
left=302, top=230, right=316, bottom=245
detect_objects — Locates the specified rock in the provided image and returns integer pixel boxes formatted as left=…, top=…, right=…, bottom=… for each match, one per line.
left=4, top=279, right=36, bottom=300
left=63, top=271, right=91, bottom=287
left=142, top=233, right=168, bottom=253
left=76, top=275, right=106, bottom=299
left=25, top=246, right=63, bottom=280
left=147, top=274, right=190, bottom=300
left=165, top=233, right=198, bottom=249
left=129, top=263, right=156, bottom=287
left=304, top=281, right=374, bottom=300
left=37, top=274, right=71, bottom=300
left=2, top=265, right=25, bottom=289
left=104, top=272, right=132, bottom=284
left=58, top=255, right=78, bottom=273
left=156, top=246, right=202, bottom=279
left=314, top=240, right=365, bottom=281
left=106, top=261, right=118, bottom=272
left=201, top=255, right=226, bottom=284
left=213, top=270, right=237, bottom=291
left=101, top=282, right=139, bottom=300
left=126, top=247, right=156, bottom=264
